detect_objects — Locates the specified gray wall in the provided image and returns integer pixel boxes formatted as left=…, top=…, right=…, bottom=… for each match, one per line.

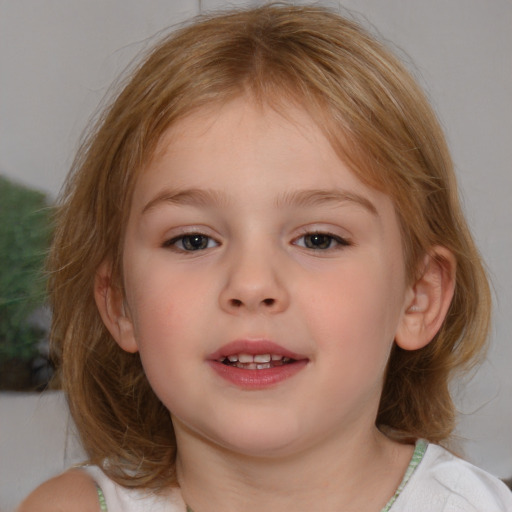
left=1, top=0, right=510, bottom=477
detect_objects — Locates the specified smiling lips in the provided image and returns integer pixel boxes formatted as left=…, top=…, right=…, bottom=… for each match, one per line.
left=220, top=353, right=293, bottom=370
left=208, top=340, right=308, bottom=389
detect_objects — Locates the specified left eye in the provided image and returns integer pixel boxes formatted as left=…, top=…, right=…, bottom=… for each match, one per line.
left=165, top=233, right=218, bottom=251
left=294, top=232, right=349, bottom=250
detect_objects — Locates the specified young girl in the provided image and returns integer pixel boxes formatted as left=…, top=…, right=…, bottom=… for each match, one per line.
left=20, top=4, right=512, bottom=511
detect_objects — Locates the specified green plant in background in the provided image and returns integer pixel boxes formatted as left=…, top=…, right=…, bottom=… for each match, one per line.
left=0, top=175, right=53, bottom=364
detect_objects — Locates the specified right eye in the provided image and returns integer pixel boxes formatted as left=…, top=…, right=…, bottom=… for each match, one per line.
left=164, top=233, right=219, bottom=252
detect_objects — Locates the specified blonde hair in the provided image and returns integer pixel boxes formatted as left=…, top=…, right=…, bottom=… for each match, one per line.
left=48, top=4, right=490, bottom=491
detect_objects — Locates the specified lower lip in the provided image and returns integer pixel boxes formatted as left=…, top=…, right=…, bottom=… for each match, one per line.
left=208, top=360, right=308, bottom=389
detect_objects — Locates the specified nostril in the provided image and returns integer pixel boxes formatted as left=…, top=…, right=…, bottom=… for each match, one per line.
left=228, top=298, right=276, bottom=308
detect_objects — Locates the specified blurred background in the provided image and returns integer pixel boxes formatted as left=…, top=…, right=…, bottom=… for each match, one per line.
left=1, top=0, right=511, bottom=509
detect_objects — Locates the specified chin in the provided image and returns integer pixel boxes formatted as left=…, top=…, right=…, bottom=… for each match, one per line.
left=189, top=414, right=304, bottom=459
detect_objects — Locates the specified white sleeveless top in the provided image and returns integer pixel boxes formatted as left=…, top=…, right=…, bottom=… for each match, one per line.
left=81, top=442, right=512, bottom=511
left=82, top=464, right=185, bottom=512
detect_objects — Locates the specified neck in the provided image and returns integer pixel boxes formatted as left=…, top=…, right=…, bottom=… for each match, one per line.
left=175, top=424, right=413, bottom=512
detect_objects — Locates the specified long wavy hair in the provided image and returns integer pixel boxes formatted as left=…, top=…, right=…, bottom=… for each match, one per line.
left=47, top=4, right=490, bottom=491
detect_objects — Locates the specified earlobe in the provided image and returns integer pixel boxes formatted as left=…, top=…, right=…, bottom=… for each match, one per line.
left=395, top=247, right=456, bottom=351
left=94, top=261, right=139, bottom=353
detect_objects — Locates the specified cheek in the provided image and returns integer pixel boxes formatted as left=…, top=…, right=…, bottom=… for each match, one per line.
left=123, top=258, right=215, bottom=358
left=125, top=277, right=196, bottom=406
left=302, top=257, right=406, bottom=352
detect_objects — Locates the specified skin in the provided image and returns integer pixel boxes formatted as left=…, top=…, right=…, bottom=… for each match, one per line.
left=17, top=470, right=99, bottom=512
left=19, top=97, right=455, bottom=511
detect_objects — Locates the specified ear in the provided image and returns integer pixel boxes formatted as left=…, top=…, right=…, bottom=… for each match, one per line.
left=395, top=246, right=456, bottom=351
left=94, top=261, right=139, bottom=353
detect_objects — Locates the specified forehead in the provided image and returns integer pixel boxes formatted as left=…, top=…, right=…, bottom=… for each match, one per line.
left=128, top=97, right=400, bottom=234
left=144, top=93, right=393, bottom=199
left=147, top=98, right=353, bottom=186
left=137, top=98, right=368, bottom=198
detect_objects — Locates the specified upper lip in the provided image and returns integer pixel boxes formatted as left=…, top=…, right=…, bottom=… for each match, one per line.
left=207, top=339, right=308, bottom=362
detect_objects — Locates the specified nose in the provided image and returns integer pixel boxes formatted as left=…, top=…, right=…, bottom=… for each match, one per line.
left=219, top=246, right=290, bottom=315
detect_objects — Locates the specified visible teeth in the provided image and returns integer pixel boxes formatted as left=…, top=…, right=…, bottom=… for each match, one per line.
left=254, top=354, right=271, bottom=363
left=236, top=362, right=258, bottom=369
left=221, top=353, right=294, bottom=368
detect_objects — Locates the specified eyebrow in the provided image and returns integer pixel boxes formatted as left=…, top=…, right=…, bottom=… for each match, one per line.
left=142, top=188, right=230, bottom=214
left=142, top=187, right=378, bottom=216
left=275, top=189, right=378, bottom=215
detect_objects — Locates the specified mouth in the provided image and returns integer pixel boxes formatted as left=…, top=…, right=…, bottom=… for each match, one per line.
left=218, top=353, right=295, bottom=370
left=208, top=340, right=308, bottom=389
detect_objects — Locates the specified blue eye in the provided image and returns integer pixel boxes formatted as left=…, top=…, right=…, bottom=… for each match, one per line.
left=295, top=232, right=350, bottom=250
left=165, top=233, right=218, bottom=251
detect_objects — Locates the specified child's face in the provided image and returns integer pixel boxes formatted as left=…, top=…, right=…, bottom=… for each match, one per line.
left=115, top=97, right=413, bottom=457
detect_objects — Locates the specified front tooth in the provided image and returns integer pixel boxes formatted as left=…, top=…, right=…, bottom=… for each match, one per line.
left=238, top=354, right=254, bottom=363
left=254, top=354, right=271, bottom=363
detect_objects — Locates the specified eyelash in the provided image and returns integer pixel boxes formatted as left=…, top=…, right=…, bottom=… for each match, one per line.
left=163, top=231, right=351, bottom=253
left=163, top=233, right=219, bottom=252
left=293, top=232, right=351, bottom=251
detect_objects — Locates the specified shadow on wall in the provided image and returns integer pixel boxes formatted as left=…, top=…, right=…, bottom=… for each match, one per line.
left=0, top=175, right=54, bottom=391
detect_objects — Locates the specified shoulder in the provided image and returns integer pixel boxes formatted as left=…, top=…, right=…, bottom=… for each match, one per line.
left=17, top=468, right=100, bottom=512
left=396, top=443, right=512, bottom=511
